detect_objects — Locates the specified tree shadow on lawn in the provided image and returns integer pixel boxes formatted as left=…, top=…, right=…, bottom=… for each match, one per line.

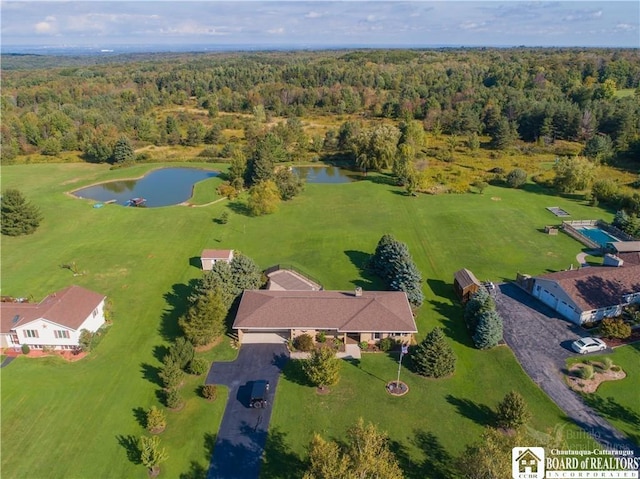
left=261, top=427, right=305, bottom=479
left=226, top=200, right=251, bottom=217
left=388, top=429, right=456, bottom=479
left=116, top=434, right=141, bottom=465
left=346, top=357, right=388, bottom=383
left=179, top=432, right=217, bottom=479
left=582, top=395, right=640, bottom=432
left=189, top=256, right=202, bottom=269
left=132, top=406, right=147, bottom=429
left=140, top=362, right=163, bottom=387
left=445, top=394, right=495, bottom=427
left=344, top=250, right=384, bottom=290
left=281, top=359, right=314, bottom=387
left=161, top=280, right=199, bottom=342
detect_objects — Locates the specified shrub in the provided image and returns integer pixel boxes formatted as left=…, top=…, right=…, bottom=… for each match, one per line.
left=293, top=334, right=314, bottom=352
left=378, top=337, right=395, bottom=352
left=495, top=391, right=531, bottom=430
left=506, top=168, right=527, bottom=188
left=201, top=384, right=217, bottom=400
left=412, top=327, right=457, bottom=378
left=166, top=337, right=195, bottom=370
left=601, top=357, right=613, bottom=371
left=21, top=344, right=30, bottom=354
left=165, top=388, right=183, bottom=409
left=302, top=347, right=341, bottom=389
left=578, top=364, right=594, bottom=380
left=159, top=357, right=184, bottom=389
left=358, top=341, right=369, bottom=350
left=78, top=329, right=93, bottom=352
left=599, top=318, right=631, bottom=339
left=188, top=357, right=210, bottom=376
left=315, top=331, right=326, bottom=343
left=146, top=406, right=167, bottom=433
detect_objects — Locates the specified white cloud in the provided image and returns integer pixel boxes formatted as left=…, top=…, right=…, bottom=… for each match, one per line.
left=305, top=11, right=321, bottom=19
left=34, top=21, right=55, bottom=34
left=267, top=27, right=284, bottom=34
left=615, top=23, right=635, bottom=32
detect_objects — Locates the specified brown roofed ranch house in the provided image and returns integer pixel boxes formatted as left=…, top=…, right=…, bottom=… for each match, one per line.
left=200, top=249, right=234, bottom=271
left=531, top=261, right=640, bottom=325
left=0, top=285, right=106, bottom=350
left=233, top=289, right=417, bottom=346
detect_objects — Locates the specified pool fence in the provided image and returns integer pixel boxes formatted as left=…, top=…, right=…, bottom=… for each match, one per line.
left=561, top=219, right=634, bottom=250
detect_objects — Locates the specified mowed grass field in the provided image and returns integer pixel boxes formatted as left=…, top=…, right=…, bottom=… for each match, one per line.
left=1, top=162, right=610, bottom=477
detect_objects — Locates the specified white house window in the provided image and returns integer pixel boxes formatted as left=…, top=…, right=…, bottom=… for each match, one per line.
left=92, top=308, right=98, bottom=318
left=374, top=333, right=382, bottom=339
left=54, top=330, right=70, bottom=339
left=390, top=333, right=403, bottom=337
left=23, top=330, right=38, bottom=338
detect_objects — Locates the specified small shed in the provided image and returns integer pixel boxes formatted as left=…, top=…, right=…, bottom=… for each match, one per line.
left=453, top=268, right=482, bottom=303
left=201, top=249, right=234, bottom=271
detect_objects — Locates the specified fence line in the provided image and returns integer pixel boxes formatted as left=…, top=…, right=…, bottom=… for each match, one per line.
left=263, top=264, right=324, bottom=290
left=561, top=221, right=600, bottom=249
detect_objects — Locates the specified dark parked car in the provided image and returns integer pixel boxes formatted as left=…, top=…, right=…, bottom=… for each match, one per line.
left=249, top=380, right=269, bottom=408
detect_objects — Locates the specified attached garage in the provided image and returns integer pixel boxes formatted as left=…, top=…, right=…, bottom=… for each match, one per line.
left=239, top=329, right=289, bottom=344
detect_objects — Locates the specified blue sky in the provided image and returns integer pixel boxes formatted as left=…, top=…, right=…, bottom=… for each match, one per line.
left=1, top=1, right=638, bottom=48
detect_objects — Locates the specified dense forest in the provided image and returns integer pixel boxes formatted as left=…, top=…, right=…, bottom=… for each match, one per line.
left=2, top=48, right=639, bottom=214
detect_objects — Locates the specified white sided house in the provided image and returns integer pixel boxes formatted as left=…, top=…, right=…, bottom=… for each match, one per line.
left=531, top=254, right=640, bottom=324
left=0, top=285, right=106, bottom=350
left=201, top=249, right=234, bottom=271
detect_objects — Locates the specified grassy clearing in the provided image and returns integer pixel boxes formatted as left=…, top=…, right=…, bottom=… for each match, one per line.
left=567, top=344, right=640, bottom=446
left=1, top=162, right=610, bottom=477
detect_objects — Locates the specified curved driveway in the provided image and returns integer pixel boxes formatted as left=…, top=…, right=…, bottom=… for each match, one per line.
left=205, top=343, right=289, bottom=479
left=495, top=283, right=638, bottom=455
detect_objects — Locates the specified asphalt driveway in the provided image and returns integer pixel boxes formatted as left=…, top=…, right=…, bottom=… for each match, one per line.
left=495, top=283, right=638, bottom=455
left=205, top=343, right=289, bottom=479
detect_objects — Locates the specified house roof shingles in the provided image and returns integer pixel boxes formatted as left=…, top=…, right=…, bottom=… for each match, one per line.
left=454, top=268, right=481, bottom=289
left=233, top=290, right=417, bottom=333
left=539, top=264, right=640, bottom=312
left=201, top=249, right=233, bottom=259
left=0, top=285, right=105, bottom=333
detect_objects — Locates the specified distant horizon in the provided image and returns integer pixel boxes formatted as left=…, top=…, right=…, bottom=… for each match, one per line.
left=2, top=1, right=638, bottom=51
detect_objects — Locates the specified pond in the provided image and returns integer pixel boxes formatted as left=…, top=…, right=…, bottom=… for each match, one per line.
left=72, top=168, right=218, bottom=207
left=291, top=166, right=358, bottom=184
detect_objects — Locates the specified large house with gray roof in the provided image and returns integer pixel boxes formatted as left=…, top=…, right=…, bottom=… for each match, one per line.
left=531, top=252, right=640, bottom=324
left=233, top=289, right=417, bottom=345
left=0, top=285, right=106, bottom=350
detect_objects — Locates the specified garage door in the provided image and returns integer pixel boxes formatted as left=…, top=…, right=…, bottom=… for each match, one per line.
left=241, top=330, right=289, bottom=344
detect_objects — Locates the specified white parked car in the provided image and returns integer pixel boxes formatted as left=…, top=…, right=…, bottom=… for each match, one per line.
left=571, top=337, right=607, bottom=354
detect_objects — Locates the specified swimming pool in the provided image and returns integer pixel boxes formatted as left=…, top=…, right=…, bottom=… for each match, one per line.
left=575, top=226, right=620, bottom=247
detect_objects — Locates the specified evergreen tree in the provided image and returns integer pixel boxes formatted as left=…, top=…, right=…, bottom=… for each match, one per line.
left=139, top=435, right=168, bottom=476
left=166, top=337, right=195, bottom=370
left=464, top=288, right=494, bottom=334
left=302, top=347, right=342, bottom=390
left=145, top=406, right=167, bottom=433
left=158, top=355, right=184, bottom=390
left=274, top=168, right=304, bottom=200
left=412, top=327, right=456, bottom=378
left=472, top=309, right=503, bottom=349
left=111, top=136, right=135, bottom=164
left=495, top=391, right=531, bottom=430
left=1, top=189, right=42, bottom=236
left=179, top=289, right=228, bottom=346
left=229, top=253, right=264, bottom=293
left=391, top=259, right=425, bottom=307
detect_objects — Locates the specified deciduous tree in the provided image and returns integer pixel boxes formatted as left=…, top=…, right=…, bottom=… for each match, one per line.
left=302, top=347, right=341, bottom=390
left=248, top=180, right=281, bottom=216
left=553, top=156, right=597, bottom=193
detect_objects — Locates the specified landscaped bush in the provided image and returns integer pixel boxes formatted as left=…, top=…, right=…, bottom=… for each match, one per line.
left=377, top=337, right=395, bottom=352
left=601, top=357, right=613, bottom=371
left=315, top=331, right=326, bottom=343
left=358, top=341, right=369, bottom=350
left=293, top=334, right=314, bottom=351
left=166, top=337, right=195, bottom=370
left=578, top=364, right=594, bottom=380
left=201, top=384, right=217, bottom=400
left=599, top=318, right=631, bottom=339
left=146, top=406, right=167, bottom=433
left=21, top=344, right=30, bottom=354
left=506, top=168, right=527, bottom=188
left=187, top=357, right=210, bottom=376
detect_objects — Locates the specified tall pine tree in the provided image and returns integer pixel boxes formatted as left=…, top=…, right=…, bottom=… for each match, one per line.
left=412, top=327, right=456, bottom=378
left=1, top=189, right=42, bottom=236
left=472, top=310, right=503, bottom=349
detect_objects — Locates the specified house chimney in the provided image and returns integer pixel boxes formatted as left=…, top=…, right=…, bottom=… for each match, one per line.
left=355, top=287, right=362, bottom=297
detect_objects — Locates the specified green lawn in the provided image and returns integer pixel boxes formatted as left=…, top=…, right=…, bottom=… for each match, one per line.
left=1, top=162, right=611, bottom=477
left=567, top=344, right=640, bottom=446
